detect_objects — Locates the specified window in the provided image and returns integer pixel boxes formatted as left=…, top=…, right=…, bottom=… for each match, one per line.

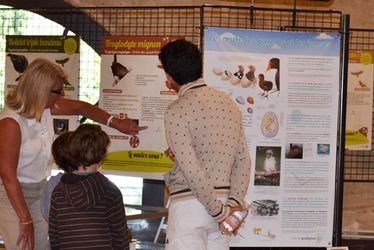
left=0, top=6, right=142, bottom=205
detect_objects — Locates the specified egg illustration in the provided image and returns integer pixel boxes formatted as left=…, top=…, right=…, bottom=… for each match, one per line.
left=261, top=111, right=279, bottom=138
left=212, top=67, right=223, bottom=76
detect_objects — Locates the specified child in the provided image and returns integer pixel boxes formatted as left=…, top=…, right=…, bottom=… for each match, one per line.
left=48, top=124, right=130, bottom=250
left=40, top=131, right=74, bottom=222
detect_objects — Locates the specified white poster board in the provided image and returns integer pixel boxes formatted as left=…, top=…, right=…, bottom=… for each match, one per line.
left=99, top=36, right=178, bottom=179
left=204, top=27, right=341, bottom=247
left=5, top=35, right=80, bottom=134
left=345, top=50, right=374, bottom=150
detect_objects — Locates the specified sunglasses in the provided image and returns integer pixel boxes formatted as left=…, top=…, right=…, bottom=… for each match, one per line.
left=50, top=87, right=63, bottom=95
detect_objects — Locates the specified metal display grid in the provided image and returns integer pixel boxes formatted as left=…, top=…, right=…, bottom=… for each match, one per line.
left=2, top=3, right=373, bottom=248
left=344, top=28, right=374, bottom=182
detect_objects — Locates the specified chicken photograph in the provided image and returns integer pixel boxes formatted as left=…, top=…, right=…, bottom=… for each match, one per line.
left=7, top=53, right=29, bottom=81
left=111, top=54, right=131, bottom=87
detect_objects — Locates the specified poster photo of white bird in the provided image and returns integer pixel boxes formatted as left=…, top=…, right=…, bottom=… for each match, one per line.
left=254, top=146, right=281, bottom=186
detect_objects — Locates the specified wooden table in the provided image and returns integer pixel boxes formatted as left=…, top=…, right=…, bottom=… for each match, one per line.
left=125, top=204, right=168, bottom=220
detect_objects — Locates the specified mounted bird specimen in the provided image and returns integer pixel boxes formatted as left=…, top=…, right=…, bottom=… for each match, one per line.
left=111, top=54, right=131, bottom=87
left=7, top=53, right=28, bottom=81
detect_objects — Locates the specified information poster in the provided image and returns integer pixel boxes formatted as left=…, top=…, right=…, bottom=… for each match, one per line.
left=100, top=36, right=177, bottom=179
left=5, top=35, right=80, bottom=134
left=204, top=27, right=341, bottom=247
left=345, top=50, right=374, bottom=150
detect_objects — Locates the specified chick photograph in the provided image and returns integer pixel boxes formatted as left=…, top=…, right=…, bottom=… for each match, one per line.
left=254, top=146, right=281, bottom=186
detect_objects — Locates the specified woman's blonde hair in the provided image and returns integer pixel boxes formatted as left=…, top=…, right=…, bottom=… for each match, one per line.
left=5, top=58, right=66, bottom=121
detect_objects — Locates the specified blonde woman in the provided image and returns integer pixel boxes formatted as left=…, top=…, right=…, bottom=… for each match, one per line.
left=0, top=58, right=147, bottom=250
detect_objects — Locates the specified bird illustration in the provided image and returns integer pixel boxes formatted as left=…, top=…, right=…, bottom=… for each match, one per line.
left=258, top=74, right=273, bottom=98
left=264, top=149, right=277, bottom=174
left=55, top=57, right=70, bottom=67
left=231, top=65, right=244, bottom=85
left=266, top=58, right=280, bottom=93
left=62, top=79, right=75, bottom=90
left=220, top=70, right=232, bottom=81
left=233, top=65, right=244, bottom=80
left=111, top=54, right=131, bottom=87
left=246, top=65, right=256, bottom=82
left=241, top=65, right=257, bottom=88
left=351, top=70, right=363, bottom=77
left=358, top=80, right=369, bottom=88
left=55, top=122, right=66, bottom=134
left=7, top=53, right=29, bottom=81
left=359, top=127, right=368, bottom=137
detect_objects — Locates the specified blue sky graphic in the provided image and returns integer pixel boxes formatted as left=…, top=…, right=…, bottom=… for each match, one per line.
left=204, top=27, right=340, bottom=56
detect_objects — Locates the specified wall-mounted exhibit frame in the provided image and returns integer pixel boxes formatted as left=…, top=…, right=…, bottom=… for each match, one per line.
left=1, top=3, right=369, bottom=248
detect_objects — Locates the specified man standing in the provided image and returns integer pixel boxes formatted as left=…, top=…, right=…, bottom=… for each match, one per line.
left=159, top=39, right=251, bottom=250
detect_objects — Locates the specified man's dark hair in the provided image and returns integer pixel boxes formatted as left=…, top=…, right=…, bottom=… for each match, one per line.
left=52, top=131, right=76, bottom=173
left=69, top=124, right=110, bottom=168
left=159, top=38, right=202, bottom=85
